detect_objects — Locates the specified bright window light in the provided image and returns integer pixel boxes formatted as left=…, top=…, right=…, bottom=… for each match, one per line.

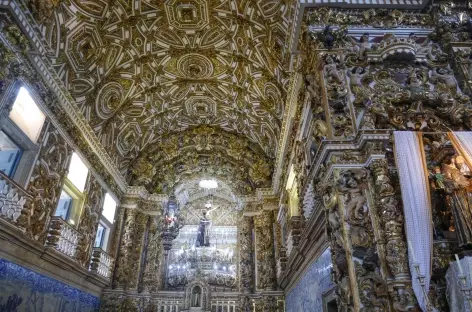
left=9, top=87, right=46, bottom=143
left=199, top=179, right=218, bottom=189
left=67, top=153, right=88, bottom=192
left=102, top=193, right=117, bottom=223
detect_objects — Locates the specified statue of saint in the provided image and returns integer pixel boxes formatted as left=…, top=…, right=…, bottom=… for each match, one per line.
left=442, top=155, right=472, bottom=247
left=196, top=210, right=211, bottom=247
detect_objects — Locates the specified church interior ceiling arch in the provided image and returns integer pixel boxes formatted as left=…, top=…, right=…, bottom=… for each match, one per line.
left=31, top=0, right=293, bottom=196
left=174, top=177, right=241, bottom=207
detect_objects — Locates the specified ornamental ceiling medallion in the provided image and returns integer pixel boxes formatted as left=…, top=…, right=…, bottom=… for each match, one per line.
left=34, top=0, right=291, bottom=197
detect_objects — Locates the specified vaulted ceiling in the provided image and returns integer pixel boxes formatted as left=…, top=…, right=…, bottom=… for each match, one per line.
left=33, top=0, right=293, bottom=195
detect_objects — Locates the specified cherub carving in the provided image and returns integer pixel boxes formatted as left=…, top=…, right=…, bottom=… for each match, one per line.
left=337, top=170, right=367, bottom=223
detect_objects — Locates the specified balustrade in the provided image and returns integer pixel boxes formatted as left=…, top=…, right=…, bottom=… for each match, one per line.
left=0, top=171, right=32, bottom=230
left=90, top=247, right=113, bottom=278
left=45, top=216, right=81, bottom=258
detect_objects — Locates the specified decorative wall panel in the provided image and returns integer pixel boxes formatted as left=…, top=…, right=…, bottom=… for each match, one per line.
left=285, top=248, right=333, bottom=312
left=27, top=121, right=73, bottom=243
left=0, top=258, right=100, bottom=312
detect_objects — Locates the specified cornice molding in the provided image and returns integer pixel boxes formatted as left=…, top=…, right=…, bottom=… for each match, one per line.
left=272, top=72, right=302, bottom=194
left=288, top=0, right=431, bottom=54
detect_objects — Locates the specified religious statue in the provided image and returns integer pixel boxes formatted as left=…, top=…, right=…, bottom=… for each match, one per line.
left=323, top=55, right=344, bottom=84
left=431, top=67, right=459, bottom=95
left=442, top=155, right=472, bottom=247
left=349, top=33, right=374, bottom=60
left=196, top=210, right=211, bottom=247
left=430, top=166, right=446, bottom=190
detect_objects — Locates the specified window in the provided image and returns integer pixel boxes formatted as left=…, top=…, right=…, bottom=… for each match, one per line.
left=9, top=87, right=46, bottom=143
left=54, top=153, right=89, bottom=225
left=94, top=224, right=106, bottom=248
left=92, top=193, right=116, bottom=251
left=67, top=153, right=88, bottom=192
left=0, top=131, right=22, bottom=177
left=55, top=190, right=73, bottom=221
left=102, top=193, right=117, bottom=223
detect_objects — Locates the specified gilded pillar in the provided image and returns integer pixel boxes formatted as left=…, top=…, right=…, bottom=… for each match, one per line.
left=274, top=209, right=286, bottom=279
left=127, top=210, right=148, bottom=290
left=254, top=210, right=277, bottom=291
left=238, top=215, right=254, bottom=293
left=338, top=169, right=389, bottom=310
left=110, top=204, right=125, bottom=277
left=114, top=208, right=136, bottom=289
left=370, top=159, right=415, bottom=310
left=76, top=175, right=104, bottom=268
left=323, top=179, right=353, bottom=310
left=141, top=215, right=164, bottom=293
left=325, top=169, right=391, bottom=310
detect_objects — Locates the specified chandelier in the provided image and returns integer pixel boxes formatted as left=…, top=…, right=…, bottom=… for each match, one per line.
left=167, top=246, right=237, bottom=288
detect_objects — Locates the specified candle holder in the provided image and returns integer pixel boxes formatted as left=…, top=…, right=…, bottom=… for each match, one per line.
left=457, top=272, right=472, bottom=311
left=413, top=262, right=434, bottom=312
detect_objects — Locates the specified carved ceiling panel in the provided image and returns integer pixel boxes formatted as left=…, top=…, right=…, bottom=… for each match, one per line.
left=128, top=125, right=272, bottom=194
left=34, top=0, right=291, bottom=192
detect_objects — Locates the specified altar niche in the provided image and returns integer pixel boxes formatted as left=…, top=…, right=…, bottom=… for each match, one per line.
left=192, top=286, right=202, bottom=307
left=184, top=281, right=210, bottom=311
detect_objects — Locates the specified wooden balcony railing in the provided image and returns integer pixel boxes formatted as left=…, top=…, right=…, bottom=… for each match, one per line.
left=0, top=171, right=32, bottom=231
left=90, top=247, right=113, bottom=279
left=45, top=216, right=82, bottom=258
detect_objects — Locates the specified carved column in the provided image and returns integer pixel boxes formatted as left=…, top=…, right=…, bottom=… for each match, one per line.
left=327, top=169, right=391, bottom=311
left=128, top=210, right=148, bottom=290
left=239, top=215, right=254, bottom=293
left=76, top=175, right=104, bottom=268
left=370, top=159, right=415, bottom=310
left=254, top=210, right=277, bottom=291
left=141, top=215, right=163, bottom=293
left=274, top=209, right=286, bottom=280
left=323, top=179, right=354, bottom=310
left=114, top=208, right=136, bottom=289
left=110, top=204, right=125, bottom=276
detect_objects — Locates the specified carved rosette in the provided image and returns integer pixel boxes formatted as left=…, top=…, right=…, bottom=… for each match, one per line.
left=238, top=216, right=254, bottom=292
left=254, top=211, right=277, bottom=290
